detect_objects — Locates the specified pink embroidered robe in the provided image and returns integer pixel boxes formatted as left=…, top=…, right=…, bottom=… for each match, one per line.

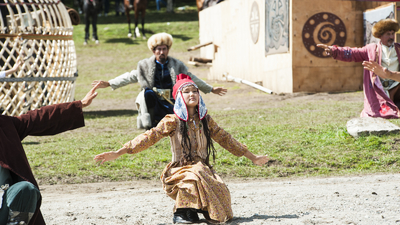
left=331, top=42, right=400, bottom=118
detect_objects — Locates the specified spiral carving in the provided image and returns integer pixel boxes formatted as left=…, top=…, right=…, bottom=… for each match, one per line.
left=302, top=12, right=346, bottom=58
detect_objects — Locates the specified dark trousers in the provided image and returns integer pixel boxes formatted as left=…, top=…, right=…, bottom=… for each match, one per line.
left=0, top=181, right=41, bottom=224
left=144, top=88, right=174, bottom=127
left=84, top=1, right=98, bottom=40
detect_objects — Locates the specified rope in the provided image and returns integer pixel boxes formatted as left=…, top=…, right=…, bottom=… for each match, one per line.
left=0, top=77, right=77, bottom=82
left=0, top=1, right=61, bottom=6
left=0, top=33, right=73, bottom=40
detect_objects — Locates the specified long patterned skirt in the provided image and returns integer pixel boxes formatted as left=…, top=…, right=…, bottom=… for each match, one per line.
left=160, top=161, right=233, bottom=222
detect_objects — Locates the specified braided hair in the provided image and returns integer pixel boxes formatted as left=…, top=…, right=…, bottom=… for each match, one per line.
left=179, top=114, right=216, bottom=167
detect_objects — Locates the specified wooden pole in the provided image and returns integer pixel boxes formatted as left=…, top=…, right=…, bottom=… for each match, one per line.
left=189, top=57, right=212, bottom=63
left=187, top=41, right=213, bottom=51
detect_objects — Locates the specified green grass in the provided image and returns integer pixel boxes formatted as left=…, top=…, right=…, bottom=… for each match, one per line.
left=20, top=2, right=400, bottom=184
left=24, top=95, right=400, bottom=184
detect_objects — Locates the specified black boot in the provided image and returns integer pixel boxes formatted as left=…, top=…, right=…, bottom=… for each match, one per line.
left=187, top=208, right=200, bottom=222
left=7, top=209, right=33, bottom=225
left=173, top=208, right=199, bottom=224
left=198, top=210, right=211, bottom=220
left=173, top=208, right=191, bottom=224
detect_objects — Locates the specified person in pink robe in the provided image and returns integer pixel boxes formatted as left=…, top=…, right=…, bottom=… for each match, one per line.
left=318, top=19, right=400, bottom=119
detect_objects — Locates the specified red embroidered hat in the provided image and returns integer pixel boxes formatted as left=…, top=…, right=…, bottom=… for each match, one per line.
left=173, top=73, right=207, bottom=121
left=173, top=73, right=198, bottom=99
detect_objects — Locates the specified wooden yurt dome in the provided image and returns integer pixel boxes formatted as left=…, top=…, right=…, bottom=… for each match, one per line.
left=0, top=0, right=77, bottom=116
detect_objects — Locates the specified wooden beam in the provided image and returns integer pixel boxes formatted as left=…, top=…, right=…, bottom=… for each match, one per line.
left=187, top=61, right=213, bottom=67
left=189, top=56, right=212, bottom=63
left=187, top=41, right=213, bottom=51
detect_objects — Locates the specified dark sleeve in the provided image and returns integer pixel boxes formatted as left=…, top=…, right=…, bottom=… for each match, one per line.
left=11, top=101, right=85, bottom=140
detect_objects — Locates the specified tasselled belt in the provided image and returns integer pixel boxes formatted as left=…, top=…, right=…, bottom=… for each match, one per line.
left=380, top=78, right=396, bottom=90
left=153, top=88, right=174, bottom=105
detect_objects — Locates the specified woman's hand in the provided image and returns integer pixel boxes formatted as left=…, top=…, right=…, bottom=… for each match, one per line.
left=244, top=150, right=269, bottom=166
left=94, top=151, right=121, bottom=164
left=94, top=147, right=128, bottom=164
left=251, top=155, right=269, bottom=166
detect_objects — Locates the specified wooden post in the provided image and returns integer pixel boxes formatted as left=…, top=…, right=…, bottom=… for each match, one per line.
left=187, top=41, right=213, bottom=51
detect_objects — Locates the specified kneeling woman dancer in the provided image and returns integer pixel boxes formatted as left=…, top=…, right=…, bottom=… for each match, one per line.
left=94, top=74, right=269, bottom=224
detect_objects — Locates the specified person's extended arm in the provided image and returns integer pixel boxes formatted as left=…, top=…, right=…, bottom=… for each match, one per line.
left=243, top=150, right=269, bottom=166
left=317, top=44, right=369, bottom=62
left=188, top=72, right=227, bottom=96
left=94, top=115, right=177, bottom=164
left=81, top=82, right=100, bottom=107
left=362, top=60, right=400, bottom=82
left=207, top=115, right=268, bottom=166
left=94, top=146, right=129, bottom=164
left=13, top=84, right=99, bottom=139
left=0, top=60, right=22, bottom=78
left=92, top=69, right=138, bottom=90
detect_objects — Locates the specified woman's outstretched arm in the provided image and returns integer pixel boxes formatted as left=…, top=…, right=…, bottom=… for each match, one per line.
left=94, top=115, right=178, bottom=164
left=244, top=150, right=269, bottom=166
left=94, top=147, right=128, bottom=164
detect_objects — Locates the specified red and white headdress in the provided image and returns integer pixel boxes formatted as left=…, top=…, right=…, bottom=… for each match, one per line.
left=173, top=74, right=207, bottom=122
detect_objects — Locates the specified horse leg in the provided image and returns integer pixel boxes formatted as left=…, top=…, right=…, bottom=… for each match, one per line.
left=141, top=10, right=146, bottom=39
left=134, top=9, right=140, bottom=38
left=126, top=7, right=132, bottom=38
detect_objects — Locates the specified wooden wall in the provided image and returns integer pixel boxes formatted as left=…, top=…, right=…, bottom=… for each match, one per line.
left=199, top=0, right=393, bottom=93
left=199, top=0, right=292, bottom=92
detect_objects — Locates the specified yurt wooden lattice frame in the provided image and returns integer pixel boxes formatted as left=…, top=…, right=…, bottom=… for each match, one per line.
left=0, top=0, right=77, bottom=116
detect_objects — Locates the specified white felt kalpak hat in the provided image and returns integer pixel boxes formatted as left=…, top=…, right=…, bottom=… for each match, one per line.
left=147, top=33, right=173, bottom=51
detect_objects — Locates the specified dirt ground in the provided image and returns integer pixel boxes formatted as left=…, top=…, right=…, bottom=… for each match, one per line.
left=40, top=66, right=400, bottom=224
left=40, top=174, right=400, bottom=225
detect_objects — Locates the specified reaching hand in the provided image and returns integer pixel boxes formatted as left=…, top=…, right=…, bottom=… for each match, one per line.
left=11, top=59, right=22, bottom=71
left=362, top=60, right=391, bottom=79
left=92, top=80, right=110, bottom=88
left=252, top=155, right=269, bottom=166
left=94, top=151, right=120, bottom=164
left=81, top=83, right=100, bottom=108
left=5, top=59, right=22, bottom=76
left=316, top=44, right=332, bottom=56
left=211, top=87, right=227, bottom=96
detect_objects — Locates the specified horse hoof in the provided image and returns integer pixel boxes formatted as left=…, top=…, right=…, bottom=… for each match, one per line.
left=128, top=33, right=132, bottom=38
left=83, top=41, right=87, bottom=45
left=142, top=36, right=147, bottom=40
left=135, top=27, right=141, bottom=37
left=95, top=40, right=99, bottom=44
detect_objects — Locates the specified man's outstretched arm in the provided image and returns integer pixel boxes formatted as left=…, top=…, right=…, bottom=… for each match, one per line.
left=316, top=44, right=369, bottom=62
left=188, top=72, right=227, bottom=96
left=92, top=70, right=138, bottom=90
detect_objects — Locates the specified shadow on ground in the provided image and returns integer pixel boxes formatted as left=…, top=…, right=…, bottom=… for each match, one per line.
left=21, top=141, right=40, bottom=145
left=229, top=214, right=299, bottom=224
left=84, top=109, right=137, bottom=118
